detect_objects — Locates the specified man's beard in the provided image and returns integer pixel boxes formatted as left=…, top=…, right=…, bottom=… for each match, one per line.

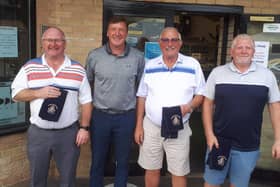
left=234, top=56, right=252, bottom=64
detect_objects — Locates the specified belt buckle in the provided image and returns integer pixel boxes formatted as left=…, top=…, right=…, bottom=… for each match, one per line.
left=106, top=109, right=124, bottom=114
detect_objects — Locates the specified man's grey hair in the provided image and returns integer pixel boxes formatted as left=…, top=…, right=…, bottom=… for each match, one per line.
left=231, top=34, right=255, bottom=49
left=160, top=27, right=182, bottom=40
left=41, top=26, right=66, bottom=40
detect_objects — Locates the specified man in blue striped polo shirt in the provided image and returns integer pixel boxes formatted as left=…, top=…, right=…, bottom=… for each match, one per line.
left=135, top=27, right=205, bottom=187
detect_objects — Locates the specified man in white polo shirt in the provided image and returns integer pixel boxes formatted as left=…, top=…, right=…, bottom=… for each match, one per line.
left=134, top=27, right=205, bottom=187
left=11, top=27, right=92, bottom=187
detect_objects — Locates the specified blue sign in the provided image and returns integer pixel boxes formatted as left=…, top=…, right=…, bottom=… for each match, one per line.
left=144, top=42, right=161, bottom=60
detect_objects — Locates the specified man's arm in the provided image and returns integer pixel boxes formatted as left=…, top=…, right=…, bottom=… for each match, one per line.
left=180, top=95, right=204, bottom=115
left=202, top=97, right=218, bottom=150
left=13, top=86, right=61, bottom=102
left=76, top=102, right=93, bottom=146
left=134, top=96, right=146, bottom=145
left=268, top=102, right=280, bottom=159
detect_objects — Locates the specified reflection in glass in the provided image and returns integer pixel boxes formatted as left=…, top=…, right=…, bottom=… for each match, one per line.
left=126, top=16, right=165, bottom=48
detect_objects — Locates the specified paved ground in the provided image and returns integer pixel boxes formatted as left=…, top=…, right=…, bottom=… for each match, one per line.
left=10, top=113, right=280, bottom=187
left=12, top=173, right=280, bottom=187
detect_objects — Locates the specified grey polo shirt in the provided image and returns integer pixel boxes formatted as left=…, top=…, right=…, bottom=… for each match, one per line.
left=85, top=43, right=145, bottom=111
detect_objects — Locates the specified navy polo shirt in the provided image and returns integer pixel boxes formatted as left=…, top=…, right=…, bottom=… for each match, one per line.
left=204, top=62, right=280, bottom=151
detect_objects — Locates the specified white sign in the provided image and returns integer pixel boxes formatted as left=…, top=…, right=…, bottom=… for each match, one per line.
left=263, top=23, right=280, bottom=33
left=0, top=26, right=18, bottom=57
left=252, top=41, right=270, bottom=67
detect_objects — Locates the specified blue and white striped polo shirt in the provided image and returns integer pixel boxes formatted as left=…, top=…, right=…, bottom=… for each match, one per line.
left=137, top=53, right=205, bottom=126
left=204, top=62, right=280, bottom=151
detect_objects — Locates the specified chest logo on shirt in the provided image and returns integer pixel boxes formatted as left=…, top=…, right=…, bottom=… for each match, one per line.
left=47, top=104, right=58, bottom=114
left=171, top=115, right=181, bottom=126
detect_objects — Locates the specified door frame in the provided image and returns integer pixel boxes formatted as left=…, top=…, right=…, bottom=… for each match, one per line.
left=102, top=0, right=244, bottom=176
left=103, top=0, right=244, bottom=65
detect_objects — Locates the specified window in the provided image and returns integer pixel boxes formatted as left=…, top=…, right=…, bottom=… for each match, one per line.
left=0, top=0, right=35, bottom=135
left=248, top=21, right=280, bottom=86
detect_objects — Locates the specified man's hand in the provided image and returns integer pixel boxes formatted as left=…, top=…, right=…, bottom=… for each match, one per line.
left=180, top=104, right=193, bottom=116
left=76, top=129, right=89, bottom=146
left=272, top=141, right=280, bottom=159
left=134, top=125, right=144, bottom=145
left=206, top=134, right=219, bottom=151
left=39, top=86, right=61, bottom=99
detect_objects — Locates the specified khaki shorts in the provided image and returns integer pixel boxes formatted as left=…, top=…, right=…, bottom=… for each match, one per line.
left=138, top=116, right=192, bottom=176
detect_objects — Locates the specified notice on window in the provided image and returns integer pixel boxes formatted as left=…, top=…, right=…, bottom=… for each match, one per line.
left=263, top=23, right=280, bottom=33
left=252, top=41, right=270, bottom=67
left=0, top=85, right=18, bottom=120
left=0, top=26, right=18, bottom=58
left=144, top=42, right=161, bottom=61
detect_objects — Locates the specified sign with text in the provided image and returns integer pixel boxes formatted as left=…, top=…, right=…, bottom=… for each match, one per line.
left=0, top=26, right=18, bottom=57
left=252, top=41, right=270, bottom=67
left=263, top=23, right=280, bottom=33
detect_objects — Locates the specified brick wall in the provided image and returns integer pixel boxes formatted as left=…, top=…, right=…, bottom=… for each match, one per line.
left=0, top=133, right=29, bottom=186
left=35, top=0, right=104, bottom=178
left=36, top=0, right=103, bottom=66
left=1, top=0, right=280, bottom=186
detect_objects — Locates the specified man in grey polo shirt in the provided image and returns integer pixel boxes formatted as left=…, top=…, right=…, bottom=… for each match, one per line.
left=85, top=16, right=145, bottom=187
left=203, top=34, right=280, bottom=187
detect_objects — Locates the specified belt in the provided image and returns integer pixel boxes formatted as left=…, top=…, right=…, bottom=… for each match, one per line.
left=32, top=121, right=79, bottom=131
left=95, top=108, right=135, bottom=115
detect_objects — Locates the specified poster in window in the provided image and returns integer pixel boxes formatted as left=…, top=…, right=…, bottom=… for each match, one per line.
left=144, top=42, right=162, bottom=61
left=252, top=41, right=269, bottom=67
left=0, top=26, right=18, bottom=58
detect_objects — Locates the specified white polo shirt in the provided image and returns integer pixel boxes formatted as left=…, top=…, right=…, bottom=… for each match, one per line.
left=137, top=53, right=205, bottom=126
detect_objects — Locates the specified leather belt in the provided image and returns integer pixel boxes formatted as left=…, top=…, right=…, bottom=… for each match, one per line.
left=95, top=108, right=135, bottom=115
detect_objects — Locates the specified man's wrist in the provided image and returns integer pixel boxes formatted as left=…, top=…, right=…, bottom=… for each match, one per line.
left=188, top=104, right=194, bottom=113
left=79, top=125, right=90, bottom=131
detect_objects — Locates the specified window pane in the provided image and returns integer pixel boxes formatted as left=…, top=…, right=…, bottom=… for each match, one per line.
left=126, top=16, right=166, bottom=51
left=0, top=0, right=30, bottom=129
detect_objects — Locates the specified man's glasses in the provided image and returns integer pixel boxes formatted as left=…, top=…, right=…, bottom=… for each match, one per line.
left=160, top=38, right=181, bottom=44
left=42, top=38, right=65, bottom=44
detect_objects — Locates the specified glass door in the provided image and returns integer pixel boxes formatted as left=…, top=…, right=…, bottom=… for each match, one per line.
left=247, top=20, right=280, bottom=172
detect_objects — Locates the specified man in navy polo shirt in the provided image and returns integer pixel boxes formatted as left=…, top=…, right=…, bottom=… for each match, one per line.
left=203, top=34, right=280, bottom=187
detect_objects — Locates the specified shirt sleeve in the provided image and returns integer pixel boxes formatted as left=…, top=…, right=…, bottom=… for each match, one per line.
left=78, top=73, right=93, bottom=104
left=136, top=55, right=145, bottom=87
left=11, top=67, right=28, bottom=100
left=194, top=63, right=206, bottom=95
left=85, top=51, right=96, bottom=83
left=268, top=70, right=280, bottom=103
left=136, top=68, right=148, bottom=98
left=203, top=68, right=217, bottom=100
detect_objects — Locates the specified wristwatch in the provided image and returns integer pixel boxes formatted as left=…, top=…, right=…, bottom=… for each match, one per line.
left=79, top=125, right=89, bottom=131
